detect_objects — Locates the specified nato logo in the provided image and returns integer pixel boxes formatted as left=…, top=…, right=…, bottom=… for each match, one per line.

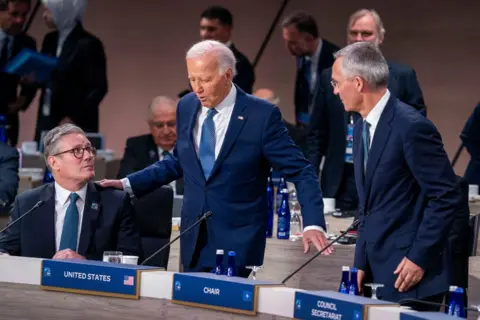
left=353, top=310, right=362, bottom=319
left=295, top=299, right=302, bottom=310
left=174, top=281, right=182, bottom=291
left=43, top=267, right=51, bottom=277
left=242, top=290, right=252, bottom=302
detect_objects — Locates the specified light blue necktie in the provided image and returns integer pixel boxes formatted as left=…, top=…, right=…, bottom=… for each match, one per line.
left=362, top=120, right=371, bottom=170
left=59, top=193, right=80, bottom=251
left=199, top=108, right=217, bottom=179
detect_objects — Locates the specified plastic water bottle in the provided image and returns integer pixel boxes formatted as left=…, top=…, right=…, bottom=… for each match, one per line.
left=276, top=176, right=286, bottom=210
left=226, top=251, right=236, bottom=277
left=446, top=286, right=466, bottom=317
left=348, top=268, right=359, bottom=295
left=266, top=175, right=274, bottom=237
left=0, top=115, right=7, bottom=144
left=338, top=266, right=350, bottom=294
left=43, top=168, right=54, bottom=184
left=214, top=249, right=224, bottom=275
left=289, top=189, right=303, bottom=241
left=276, top=186, right=290, bottom=240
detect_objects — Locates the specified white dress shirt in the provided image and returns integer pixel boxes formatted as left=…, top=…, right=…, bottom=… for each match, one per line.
left=307, top=39, right=323, bottom=93
left=364, top=89, right=391, bottom=147
left=54, top=182, right=87, bottom=251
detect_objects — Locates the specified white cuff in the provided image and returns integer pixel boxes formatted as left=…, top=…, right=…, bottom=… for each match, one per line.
left=303, top=225, right=326, bottom=234
left=121, top=178, right=135, bottom=198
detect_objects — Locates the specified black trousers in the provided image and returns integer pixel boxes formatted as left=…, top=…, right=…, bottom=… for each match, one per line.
left=336, top=163, right=358, bottom=211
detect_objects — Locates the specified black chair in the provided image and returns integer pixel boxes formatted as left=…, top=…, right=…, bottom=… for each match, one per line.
left=132, top=186, right=173, bottom=269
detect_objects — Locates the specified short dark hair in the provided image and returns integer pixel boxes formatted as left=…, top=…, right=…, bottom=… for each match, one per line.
left=200, top=5, right=233, bottom=27
left=0, top=0, right=31, bottom=11
left=281, top=12, right=318, bottom=38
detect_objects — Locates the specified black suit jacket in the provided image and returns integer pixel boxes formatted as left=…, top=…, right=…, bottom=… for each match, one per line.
left=230, top=44, right=255, bottom=94
left=0, top=143, right=19, bottom=209
left=307, top=61, right=426, bottom=198
left=461, top=103, right=480, bottom=185
left=0, top=182, right=142, bottom=260
left=117, top=134, right=184, bottom=194
left=34, top=23, right=107, bottom=142
left=0, top=32, right=37, bottom=146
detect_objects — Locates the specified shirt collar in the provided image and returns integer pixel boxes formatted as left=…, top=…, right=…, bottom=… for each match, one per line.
left=308, top=39, right=323, bottom=64
left=201, top=84, right=237, bottom=116
left=365, top=89, right=391, bottom=131
left=55, top=182, right=88, bottom=205
left=157, top=147, right=174, bottom=155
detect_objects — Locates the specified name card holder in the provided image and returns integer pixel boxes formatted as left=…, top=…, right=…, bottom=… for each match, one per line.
left=400, top=312, right=459, bottom=320
left=294, top=290, right=398, bottom=320
left=40, top=259, right=163, bottom=299
left=171, top=272, right=284, bottom=315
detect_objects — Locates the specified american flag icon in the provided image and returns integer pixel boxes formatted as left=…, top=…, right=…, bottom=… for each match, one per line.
left=123, top=275, right=134, bottom=286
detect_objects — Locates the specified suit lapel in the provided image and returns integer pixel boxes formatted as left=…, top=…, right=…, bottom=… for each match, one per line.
left=387, top=63, right=400, bottom=96
left=77, top=182, right=100, bottom=256
left=187, top=100, right=206, bottom=183
left=208, top=88, right=248, bottom=180
left=57, top=24, right=83, bottom=65
left=40, top=184, right=56, bottom=257
left=353, top=123, right=365, bottom=204
left=147, top=135, right=159, bottom=164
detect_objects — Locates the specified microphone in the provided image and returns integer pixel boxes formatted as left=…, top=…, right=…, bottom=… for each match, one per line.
left=0, top=200, right=45, bottom=236
left=281, top=219, right=360, bottom=284
left=140, top=211, right=212, bottom=266
left=399, top=298, right=479, bottom=313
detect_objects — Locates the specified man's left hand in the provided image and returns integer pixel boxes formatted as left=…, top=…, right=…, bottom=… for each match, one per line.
left=394, top=257, right=424, bottom=292
left=302, top=229, right=334, bottom=255
left=53, top=249, right=86, bottom=260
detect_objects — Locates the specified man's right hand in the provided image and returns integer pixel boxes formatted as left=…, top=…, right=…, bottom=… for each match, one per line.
left=357, top=269, right=365, bottom=295
left=96, top=179, right=124, bottom=190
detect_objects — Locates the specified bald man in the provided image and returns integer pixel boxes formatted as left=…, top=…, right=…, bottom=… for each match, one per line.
left=117, top=96, right=183, bottom=194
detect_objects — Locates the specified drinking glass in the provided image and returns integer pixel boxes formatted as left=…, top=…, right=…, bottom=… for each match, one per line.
left=103, top=251, right=122, bottom=263
left=365, top=283, right=384, bottom=300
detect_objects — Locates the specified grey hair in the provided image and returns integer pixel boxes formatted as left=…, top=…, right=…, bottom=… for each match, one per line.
left=186, top=40, right=237, bottom=76
left=43, top=124, right=85, bottom=168
left=148, top=96, right=176, bottom=118
left=334, top=41, right=389, bottom=89
left=348, top=9, right=386, bottom=42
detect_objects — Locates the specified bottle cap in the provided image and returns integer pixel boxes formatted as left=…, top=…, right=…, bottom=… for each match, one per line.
left=216, top=249, right=224, bottom=255
left=342, top=266, right=350, bottom=271
left=350, top=267, right=358, bottom=272
left=228, top=251, right=236, bottom=256
left=449, top=285, right=458, bottom=291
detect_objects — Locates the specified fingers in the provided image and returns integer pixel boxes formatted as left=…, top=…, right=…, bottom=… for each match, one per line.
left=357, top=270, right=365, bottom=295
left=394, top=257, right=406, bottom=274
left=302, top=237, right=310, bottom=254
left=397, top=272, right=414, bottom=292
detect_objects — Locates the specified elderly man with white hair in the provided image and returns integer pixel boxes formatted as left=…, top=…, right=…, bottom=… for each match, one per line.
left=34, top=0, right=107, bottom=143
left=99, top=40, right=331, bottom=277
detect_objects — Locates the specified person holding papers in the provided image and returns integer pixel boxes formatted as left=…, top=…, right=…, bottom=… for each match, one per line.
left=34, top=0, right=107, bottom=143
left=0, top=0, right=37, bottom=146
left=0, top=124, right=142, bottom=260
left=98, top=40, right=332, bottom=278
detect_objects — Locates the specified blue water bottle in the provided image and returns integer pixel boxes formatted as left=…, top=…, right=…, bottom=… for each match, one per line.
left=348, top=268, right=359, bottom=295
left=266, top=175, right=274, bottom=237
left=338, top=266, right=350, bottom=294
left=214, top=249, right=224, bottom=275
left=43, top=168, right=54, bottom=184
left=0, top=115, right=7, bottom=144
left=446, top=286, right=457, bottom=315
left=226, top=251, right=236, bottom=277
left=276, top=186, right=290, bottom=239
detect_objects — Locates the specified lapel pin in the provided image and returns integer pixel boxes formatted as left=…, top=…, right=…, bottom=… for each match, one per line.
left=91, top=203, right=99, bottom=210
left=238, top=116, right=244, bottom=120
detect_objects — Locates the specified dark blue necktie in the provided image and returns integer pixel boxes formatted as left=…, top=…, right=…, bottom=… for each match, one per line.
left=199, top=108, right=217, bottom=179
left=0, top=36, right=10, bottom=67
left=303, top=57, right=311, bottom=88
left=59, top=193, right=80, bottom=251
left=362, top=120, right=371, bottom=170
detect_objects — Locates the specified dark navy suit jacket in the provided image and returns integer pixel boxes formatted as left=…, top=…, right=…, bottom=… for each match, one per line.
left=307, top=61, right=426, bottom=198
left=0, top=182, right=142, bottom=260
left=0, top=143, right=19, bottom=209
left=127, top=87, right=325, bottom=268
left=461, top=102, right=480, bottom=185
left=353, top=95, right=459, bottom=301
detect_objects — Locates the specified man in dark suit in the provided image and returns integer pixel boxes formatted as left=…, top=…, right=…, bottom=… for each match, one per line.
left=99, top=40, right=332, bottom=277
left=34, top=0, right=107, bottom=143
left=332, top=42, right=459, bottom=307
left=0, top=142, right=19, bottom=210
left=461, top=102, right=480, bottom=185
left=0, top=124, right=142, bottom=260
left=117, top=96, right=184, bottom=195
left=0, top=0, right=37, bottom=146
left=307, top=9, right=426, bottom=212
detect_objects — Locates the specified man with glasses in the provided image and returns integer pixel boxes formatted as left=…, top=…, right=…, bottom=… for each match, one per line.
left=117, top=96, right=183, bottom=195
left=0, top=124, right=142, bottom=260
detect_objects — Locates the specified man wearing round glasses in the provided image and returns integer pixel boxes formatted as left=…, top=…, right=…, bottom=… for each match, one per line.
left=0, top=124, right=142, bottom=260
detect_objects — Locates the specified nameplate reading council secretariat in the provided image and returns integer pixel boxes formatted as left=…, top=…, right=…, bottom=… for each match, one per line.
left=171, top=272, right=283, bottom=315
left=40, top=259, right=162, bottom=299
left=294, top=291, right=397, bottom=320
left=400, top=312, right=459, bottom=320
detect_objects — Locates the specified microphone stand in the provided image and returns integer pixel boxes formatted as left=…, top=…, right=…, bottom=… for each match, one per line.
left=281, top=219, right=360, bottom=284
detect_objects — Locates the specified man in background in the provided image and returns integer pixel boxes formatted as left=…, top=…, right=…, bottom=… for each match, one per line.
left=118, top=96, right=183, bottom=195
left=0, top=142, right=19, bottom=211
left=461, top=102, right=480, bottom=185
left=0, top=0, right=37, bottom=146
left=0, top=124, right=142, bottom=260
left=306, top=9, right=426, bottom=214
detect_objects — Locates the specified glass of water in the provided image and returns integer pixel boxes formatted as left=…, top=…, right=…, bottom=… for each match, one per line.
left=103, top=251, right=122, bottom=263
left=246, top=266, right=263, bottom=280
left=365, top=283, right=384, bottom=300
left=289, top=190, right=303, bottom=241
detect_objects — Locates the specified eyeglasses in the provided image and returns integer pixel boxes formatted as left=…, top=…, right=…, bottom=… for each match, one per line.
left=53, top=146, right=97, bottom=159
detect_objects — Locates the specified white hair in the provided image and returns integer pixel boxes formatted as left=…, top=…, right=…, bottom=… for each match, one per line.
left=148, top=96, right=176, bottom=118
left=334, top=41, right=389, bottom=89
left=186, top=40, right=237, bottom=76
left=348, top=9, right=386, bottom=42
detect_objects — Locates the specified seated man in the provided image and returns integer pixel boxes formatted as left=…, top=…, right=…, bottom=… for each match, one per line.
left=0, top=143, right=19, bottom=210
left=117, top=96, right=183, bottom=195
left=0, top=124, right=142, bottom=260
